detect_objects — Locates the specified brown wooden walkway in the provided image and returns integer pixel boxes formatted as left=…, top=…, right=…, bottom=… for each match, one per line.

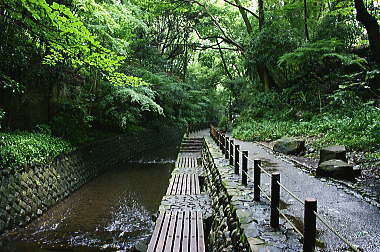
left=175, top=157, right=198, bottom=168
left=147, top=211, right=205, bottom=252
left=148, top=137, right=206, bottom=251
left=166, top=174, right=200, bottom=195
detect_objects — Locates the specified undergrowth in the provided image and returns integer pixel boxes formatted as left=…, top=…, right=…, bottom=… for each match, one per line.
left=0, top=129, right=75, bottom=171
left=232, top=106, right=380, bottom=152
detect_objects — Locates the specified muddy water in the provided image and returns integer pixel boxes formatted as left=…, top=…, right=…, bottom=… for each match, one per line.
left=0, top=147, right=177, bottom=251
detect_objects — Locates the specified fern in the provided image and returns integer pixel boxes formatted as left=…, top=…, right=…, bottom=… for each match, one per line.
left=115, top=87, right=163, bottom=114
left=278, top=39, right=345, bottom=69
left=322, top=53, right=368, bottom=70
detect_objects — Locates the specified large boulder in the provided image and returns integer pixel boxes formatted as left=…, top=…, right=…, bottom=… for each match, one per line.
left=316, top=159, right=354, bottom=180
left=273, top=137, right=305, bottom=155
left=319, top=145, right=347, bottom=164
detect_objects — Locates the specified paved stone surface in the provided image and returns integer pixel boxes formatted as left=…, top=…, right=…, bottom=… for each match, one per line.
left=195, top=129, right=380, bottom=252
left=159, top=194, right=212, bottom=218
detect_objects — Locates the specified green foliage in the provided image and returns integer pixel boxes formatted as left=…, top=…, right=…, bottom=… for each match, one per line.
left=0, top=131, right=75, bottom=171
left=247, top=20, right=301, bottom=69
left=97, top=83, right=163, bottom=131
left=0, top=72, right=25, bottom=94
left=131, top=67, right=215, bottom=125
left=1, top=0, right=146, bottom=87
left=313, top=14, right=361, bottom=48
left=278, top=39, right=344, bottom=70
left=233, top=104, right=380, bottom=152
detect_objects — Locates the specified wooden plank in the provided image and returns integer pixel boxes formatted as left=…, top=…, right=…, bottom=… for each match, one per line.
left=147, top=213, right=165, bottom=252
left=190, top=211, right=197, bottom=252
left=155, top=212, right=171, bottom=251
left=182, top=211, right=190, bottom=252
left=191, top=174, right=196, bottom=195
left=186, top=174, right=191, bottom=195
left=169, top=175, right=177, bottom=195
left=172, top=175, right=180, bottom=195
left=173, top=175, right=179, bottom=195
left=182, top=174, right=187, bottom=195
left=163, top=212, right=177, bottom=252
left=173, top=211, right=183, bottom=251
left=195, top=175, right=200, bottom=194
left=176, top=174, right=184, bottom=195
left=196, top=212, right=205, bottom=252
left=166, top=176, right=175, bottom=195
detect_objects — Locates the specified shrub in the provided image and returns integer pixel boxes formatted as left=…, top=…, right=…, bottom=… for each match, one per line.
left=233, top=104, right=380, bottom=152
left=0, top=131, right=75, bottom=171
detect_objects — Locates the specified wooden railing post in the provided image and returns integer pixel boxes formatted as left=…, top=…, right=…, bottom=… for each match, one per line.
left=229, top=140, right=234, bottom=165
left=303, top=198, right=317, bottom=252
left=254, top=159, right=261, bottom=201
left=271, top=173, right=280, bottom=228
left=225, top=137, right=229, bottom=160
left=219, top=132, right=223, bottom=151
left=242, top=151, right=248, bottom=186
left=234, top=145, right=240, bottom=175
left=216, top=130, right=220, bottom=147
left=221, top=134, right=225, bottom=154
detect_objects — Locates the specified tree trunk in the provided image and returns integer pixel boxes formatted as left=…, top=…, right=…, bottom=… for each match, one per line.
left=257, top=65, right=274, bottom=91
left=218, top=42, right=233, bottom=80
left=304, top=0, right=310, bottom=41
left=234, top=0, right=253, bottom=33
left=258, top=0, right=264, bottom=30
left=354, top=0, right=380, bottom=64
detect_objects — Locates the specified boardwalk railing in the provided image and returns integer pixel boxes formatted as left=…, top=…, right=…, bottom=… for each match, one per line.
left=209, top=125, right=360, bottom=252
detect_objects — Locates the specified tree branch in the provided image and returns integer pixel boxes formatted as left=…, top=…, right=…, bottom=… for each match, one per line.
left=223, top=0, right=259, bottom=19
left=185, top=0, right=244, bottom=51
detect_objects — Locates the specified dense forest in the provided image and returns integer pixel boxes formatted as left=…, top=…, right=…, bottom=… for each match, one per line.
left=0, top=0, right=379, bottom=172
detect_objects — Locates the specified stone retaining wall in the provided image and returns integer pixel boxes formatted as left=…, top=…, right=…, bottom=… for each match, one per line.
left=0, top=127, right=183, bottom=234
left=203, top=139, right=251, bottom=251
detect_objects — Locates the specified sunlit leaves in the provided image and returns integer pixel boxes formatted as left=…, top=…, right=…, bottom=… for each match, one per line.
left=1, top=0, right=145, bottom=87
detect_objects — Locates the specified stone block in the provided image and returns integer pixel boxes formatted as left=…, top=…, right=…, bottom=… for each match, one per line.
left=317, top=159, right=354, bottom=180
left=319, top=145, right=347, bottom=164
left=273, top=137, right=305, bottom=155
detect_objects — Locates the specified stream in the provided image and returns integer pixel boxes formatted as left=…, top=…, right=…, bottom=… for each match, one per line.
left=0, top=146, right=178, bottom=251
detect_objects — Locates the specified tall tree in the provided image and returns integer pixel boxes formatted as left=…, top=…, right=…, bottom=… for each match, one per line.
left=256, top=0, right=275, bottom=91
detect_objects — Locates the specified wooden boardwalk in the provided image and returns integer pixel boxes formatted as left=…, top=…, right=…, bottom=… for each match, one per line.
left=175, top=157, right=198, bottom=168
left=147, top=137, right=206, bottom=252
left=147, top=211, right=205, bottom=252
left=166, top=174, right=200, bottom=195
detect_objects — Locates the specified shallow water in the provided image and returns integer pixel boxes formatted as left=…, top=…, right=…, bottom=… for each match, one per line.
left=0, top=147, right=176, bottom=251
